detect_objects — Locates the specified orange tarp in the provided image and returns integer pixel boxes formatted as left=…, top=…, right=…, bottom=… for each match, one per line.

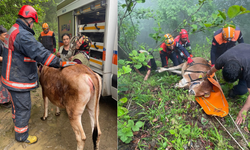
left=195, top=73, right=229, bottom=117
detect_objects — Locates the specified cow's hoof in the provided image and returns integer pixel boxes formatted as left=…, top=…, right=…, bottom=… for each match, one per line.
left=55, top=112, right=60, bottom=116
left=40, top=117, right=47, bottom=121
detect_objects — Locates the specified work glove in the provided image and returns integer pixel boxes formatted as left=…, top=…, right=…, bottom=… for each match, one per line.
left=187, top=57, right=194, bottom=65
left=53, top=48, right=56, bottom=53
left=60, top=61, right=77, bottom=68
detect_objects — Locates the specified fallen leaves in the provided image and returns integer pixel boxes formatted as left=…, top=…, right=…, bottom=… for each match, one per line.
left=244, top=126, right=249, bottom=133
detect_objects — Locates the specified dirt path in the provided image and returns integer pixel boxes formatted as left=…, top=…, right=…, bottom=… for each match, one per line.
left=0, top=87, right=117, bottom=150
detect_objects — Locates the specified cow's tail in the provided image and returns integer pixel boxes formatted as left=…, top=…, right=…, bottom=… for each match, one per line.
left=92, top=73, right=102, bottom=149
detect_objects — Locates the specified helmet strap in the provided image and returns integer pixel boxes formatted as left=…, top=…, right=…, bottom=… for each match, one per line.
left=23, top=18, right=34, bottom=28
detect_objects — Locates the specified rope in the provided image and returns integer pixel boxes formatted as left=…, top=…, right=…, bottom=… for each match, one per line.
left=214, top=116, right=244, bottom=150
left=213, top=74, right=249, bottom=148
left=200, top=96, right=227, bottom=116
left=229, top=113, right=249, bottom=146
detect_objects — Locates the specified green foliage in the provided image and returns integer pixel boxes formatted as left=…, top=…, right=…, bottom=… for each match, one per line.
left=209, top=125, right=234, bottom=149
left=118, top=119, right=144, bottom=143
left=0, top=0, right=58, bottom=46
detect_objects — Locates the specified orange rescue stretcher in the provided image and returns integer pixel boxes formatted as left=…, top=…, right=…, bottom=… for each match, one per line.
left=195, top=73, right=229, bottom=117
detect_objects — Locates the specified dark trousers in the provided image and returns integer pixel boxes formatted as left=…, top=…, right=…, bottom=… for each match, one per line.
left=9, top=90, right=31, bottom=142
left=232, top=79, right=248, bottom=95
left=160, top=51, right=182, bottom=67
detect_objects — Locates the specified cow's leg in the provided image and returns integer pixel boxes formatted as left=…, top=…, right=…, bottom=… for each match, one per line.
left=41, top=96, right=49, bottom=120
left=86, top=97, right=101, bottom=150
left=169, top=70, right=182, bottom=75
left=55, top=107, right=60, bottom=116
left=157, top=63, right=184, bottom=73
left=175, top=78, right=189, bottom=88
left=67, top=105, right=86, bottom=150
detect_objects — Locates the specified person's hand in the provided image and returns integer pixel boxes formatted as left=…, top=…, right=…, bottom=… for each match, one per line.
left=236, top=109, right=248, bottom=125
left=144, top=75, right=149, bottom=81
left=206, top=69, right=212, bottom=77
left=69, top=56, right=74, bottom=61
left=187, top=57, right=193, bottom=65
left=211, top=64, right=215, bottom=68
left=53, top=48, right=56, bottom=53
left=56, top=52, right=60, bottom=57
left=60, top=61, right=77, bottom=68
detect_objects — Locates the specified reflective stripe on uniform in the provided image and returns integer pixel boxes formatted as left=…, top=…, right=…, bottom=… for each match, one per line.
left=24, top=57, right=36, bottom=62
left=15, top=126, right=28, bottom=133
left=6, top=49, right=12, bottom=80
left=2, top=76, right=37, bottom=89
left=44, top=54, right=55, bottom=66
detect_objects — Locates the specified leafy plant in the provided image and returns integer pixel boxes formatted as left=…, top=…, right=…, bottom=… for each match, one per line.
left=118, top=119, right=144, bottom=143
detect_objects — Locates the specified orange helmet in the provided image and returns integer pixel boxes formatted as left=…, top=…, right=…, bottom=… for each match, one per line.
left=42, top=23, right=49, bottom=31
left=222, top=25, right=235, bottom=41
left=164, top=34, right=175, bottom=46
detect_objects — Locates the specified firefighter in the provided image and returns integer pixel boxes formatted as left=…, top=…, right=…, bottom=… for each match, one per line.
left=174, top=29, right=192, bottom=64
left=210, top=24, right=244, bottom=98
left=159, top=34, right=193, bottom=68
left=38, top=23, right=57, bottom=53
left=2, top=5, right=76, bottom=144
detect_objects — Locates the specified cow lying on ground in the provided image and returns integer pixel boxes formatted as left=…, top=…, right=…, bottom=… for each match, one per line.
left=157, top=57, right=213, bottom=97
left=39, top=64, right=102, bottom=150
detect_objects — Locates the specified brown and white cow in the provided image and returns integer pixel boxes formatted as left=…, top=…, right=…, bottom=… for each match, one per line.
left=157, top=57, right=213, bottom=97
left=39, top=64, right=102, bottom=150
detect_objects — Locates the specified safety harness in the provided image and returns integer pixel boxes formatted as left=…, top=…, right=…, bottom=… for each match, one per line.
left=184, top=62, right=211, bottom=83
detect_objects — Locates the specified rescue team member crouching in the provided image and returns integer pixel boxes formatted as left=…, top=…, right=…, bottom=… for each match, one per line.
left=134, top=50, right=157, bottom=81
left=174, top=29, right=192, bottom=64
left=160, top=34, right=193, bottom=68
left=207, top=43, right=250, bottom=125
left=2, top=5, right=76, bottom=144
left=38, top=22, right=57, bottom=53
left=210, top=24, right=244, bottom=98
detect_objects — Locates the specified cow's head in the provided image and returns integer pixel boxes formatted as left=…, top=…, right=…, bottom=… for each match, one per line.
left=189, top=79, right=213, bottom=97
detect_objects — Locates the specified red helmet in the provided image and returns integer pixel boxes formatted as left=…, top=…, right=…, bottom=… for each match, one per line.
left=180, top=29, right=188, bottom=38
left=18, top=5, right=38, bottom=23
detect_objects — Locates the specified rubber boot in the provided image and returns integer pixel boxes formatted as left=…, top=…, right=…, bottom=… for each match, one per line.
left=24, top=135, right=38, bottom=144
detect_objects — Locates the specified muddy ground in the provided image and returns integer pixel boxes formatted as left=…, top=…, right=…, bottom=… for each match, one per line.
left=0, top=87, right=117, bottom=150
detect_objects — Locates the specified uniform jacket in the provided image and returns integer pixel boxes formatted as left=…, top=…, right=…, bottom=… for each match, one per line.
left=38, top=30, right=56, bottom=52
left=174, top=35, right=191, bottom=54
left=211, top=27, right=244, bottom=64
left=160, top=42, right=190, bottom=59
left=2, top=19, right=61, bottom=92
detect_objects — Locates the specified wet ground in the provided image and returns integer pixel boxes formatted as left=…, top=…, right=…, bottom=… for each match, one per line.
left=0, top=87, right=117, bottom=150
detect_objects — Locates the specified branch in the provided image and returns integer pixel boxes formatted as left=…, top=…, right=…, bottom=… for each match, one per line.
left=152, top=1, right=206, bottom=50
left=170, top=1, right=206, bottom=35
left=119, top=1, right=137, bottom=29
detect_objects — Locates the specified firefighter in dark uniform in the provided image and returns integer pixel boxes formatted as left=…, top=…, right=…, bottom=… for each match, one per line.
left=174, top=29, right=192, bottom=64
left=210, top=24, right=244, bottom=98
left=38, top=23, right=56, bottom=53
left=159, top=34, right=193, bottom=68
left=2, top=5, right=76, bottom=144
